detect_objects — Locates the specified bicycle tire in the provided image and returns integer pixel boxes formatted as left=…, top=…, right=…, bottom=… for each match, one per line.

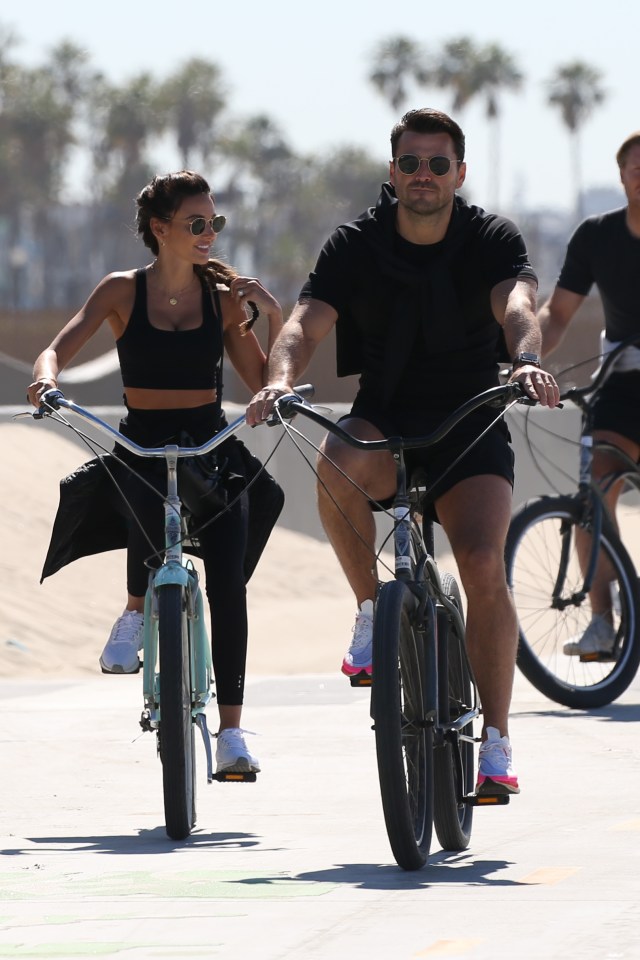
left=158, top=583, right=197, bottom=839
left=506, top=495, right=640, bottom=708
left=433, top=572, right=474, bottom=851
left=372, top=579, right=433, bottom=871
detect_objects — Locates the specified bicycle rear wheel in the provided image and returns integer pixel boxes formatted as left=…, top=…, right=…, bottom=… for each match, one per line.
left=506, top=495, right=640, bottom=708
left=158, top=583, right=196, bottom=839
left=372, top=579, right=433, bottom=871
left=433, top=572, right=474, bottom=851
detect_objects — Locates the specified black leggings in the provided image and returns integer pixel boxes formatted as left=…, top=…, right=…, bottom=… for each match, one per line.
left=118, top=405, right=249, bottom=706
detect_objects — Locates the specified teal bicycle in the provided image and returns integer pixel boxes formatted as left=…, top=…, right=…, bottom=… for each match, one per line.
left=33, top=388, right=254, bottom=840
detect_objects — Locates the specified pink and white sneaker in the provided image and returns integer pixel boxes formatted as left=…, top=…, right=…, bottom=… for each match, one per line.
left=341, top=600, right=374, bottom=677
left=476, top=726, right=520, bottom=795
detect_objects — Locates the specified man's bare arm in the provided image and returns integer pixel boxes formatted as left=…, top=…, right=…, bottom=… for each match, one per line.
left=246, top=297, right=337, bottom=425
left=491, top=276, right=560, bottom=408
left=537, top=287, right=585, bottom=357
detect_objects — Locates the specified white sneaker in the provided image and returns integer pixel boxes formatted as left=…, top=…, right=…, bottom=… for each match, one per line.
left=563, top=614, right=616, bottom=658
left=99, top=610, right=144, bottom=674
left=341, top=599, right=374, bottom=677
left=215, top=728, right=260, bottom=773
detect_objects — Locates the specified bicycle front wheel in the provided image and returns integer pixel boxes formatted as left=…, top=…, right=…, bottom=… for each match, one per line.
left=506, top=495, right=640, bottom=709
left=372, top=579, right=433, bottom=871
left=158, top=583, right=196, bottom=840
left=433, top=572, right=474, bottom=851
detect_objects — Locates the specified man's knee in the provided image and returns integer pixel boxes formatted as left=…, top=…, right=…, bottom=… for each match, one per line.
left=456, top=542, right=507, bottom=592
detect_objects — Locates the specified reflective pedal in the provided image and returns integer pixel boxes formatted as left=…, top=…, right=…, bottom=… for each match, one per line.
left=212, top=770, right=257, bottom=783
left=464, top=792, right=510, bottom=806
left=349, top=672, right=372, bottom=688
left=579, top=651, right=617, bottom=663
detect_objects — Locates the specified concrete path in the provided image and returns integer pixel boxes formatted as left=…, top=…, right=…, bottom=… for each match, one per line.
left=1, top=668, right=639, bottom=960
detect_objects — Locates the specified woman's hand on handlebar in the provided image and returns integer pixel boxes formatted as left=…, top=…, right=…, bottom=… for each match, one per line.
left=27, top=377, right=59, bottom=408
left=246, top=383, right=293, bottom=427
left=508, top=364, right=560, bottom=408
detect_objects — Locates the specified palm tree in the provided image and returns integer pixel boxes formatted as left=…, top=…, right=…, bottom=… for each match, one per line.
left=86, top=73, right=168, bottom=270
left=433, top=38, right=523, bottom=209
left=546, top=61, right=606, bottom=220
left=218, top=114, right=295, bottom=281
left=159, top=58, right=226, bottom=168
left=369, top=36, right=430, bottom=112
left=474, top=43, right=523, bottom=209
left=90, top=73, right=167, bottom=195
left=434, top=37, right=479, bottom=112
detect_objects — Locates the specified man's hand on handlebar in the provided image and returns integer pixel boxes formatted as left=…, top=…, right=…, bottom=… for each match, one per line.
left=246, top=383, right=293, bottom=427
left=508, top=364, right=560, bottom=408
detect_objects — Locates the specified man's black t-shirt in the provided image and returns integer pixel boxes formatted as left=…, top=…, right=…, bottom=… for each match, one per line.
left=557, top=207, right=640, bottom=341
left=300, top=184, right=537, bottom=415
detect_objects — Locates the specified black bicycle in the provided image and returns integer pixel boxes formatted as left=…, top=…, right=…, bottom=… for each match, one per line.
left=272, top=383, right=527, bottom=870
left=505, top=337, right=640, bottom=708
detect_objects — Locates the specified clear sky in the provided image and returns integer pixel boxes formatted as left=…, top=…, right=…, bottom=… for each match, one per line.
left=5, top=0, right=634, bottom=214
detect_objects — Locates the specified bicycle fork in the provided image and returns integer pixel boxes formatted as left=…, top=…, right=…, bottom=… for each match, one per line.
left=553, top=434, right=603, bottom=610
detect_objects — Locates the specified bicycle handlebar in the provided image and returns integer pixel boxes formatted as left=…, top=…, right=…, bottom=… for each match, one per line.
left=274, top=381, right=529, bottom=453
left=34, top=383, right=317, bottom=458
left=35, top=388, right=247, bottom=457
left=560, top=332, right=640, bottom=404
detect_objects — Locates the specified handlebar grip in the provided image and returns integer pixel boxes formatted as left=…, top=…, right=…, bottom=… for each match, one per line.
left=292, top=383, right=315, bottom=400
left=34, top=388, right=65, bottom=419
left=267, top=385, right=315, bottom=425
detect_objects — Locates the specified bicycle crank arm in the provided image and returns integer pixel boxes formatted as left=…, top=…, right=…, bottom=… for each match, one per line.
left=195, top=713, right=215, bottom=782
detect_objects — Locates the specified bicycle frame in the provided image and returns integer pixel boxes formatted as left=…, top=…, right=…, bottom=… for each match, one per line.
left=551, top=334, right=640, bottom=612
left=274, top=385, right=521, bottom=767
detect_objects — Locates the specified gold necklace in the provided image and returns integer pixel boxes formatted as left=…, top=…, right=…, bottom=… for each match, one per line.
left=150, top=264, right=195, bottom=305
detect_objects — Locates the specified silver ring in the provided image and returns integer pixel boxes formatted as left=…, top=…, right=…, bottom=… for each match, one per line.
left=238, top=288, right=245, bottom=297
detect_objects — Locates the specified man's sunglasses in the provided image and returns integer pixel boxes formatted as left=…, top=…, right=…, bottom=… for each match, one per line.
left=394, top=155, right=459, bottom=177
left=167, top=214, right=227, bottom=235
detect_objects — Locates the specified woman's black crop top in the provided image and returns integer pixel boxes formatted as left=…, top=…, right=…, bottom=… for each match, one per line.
left=116, top=268, right=223, bottom=390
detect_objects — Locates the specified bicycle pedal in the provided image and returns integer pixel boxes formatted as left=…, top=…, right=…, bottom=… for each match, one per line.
left=579, top=651, right=616, bottom=663
left=211, top=770, right=257, bottom=783
left=464, top=792, right=510, bottom=806
left=349, top=672, right=372, bottom=687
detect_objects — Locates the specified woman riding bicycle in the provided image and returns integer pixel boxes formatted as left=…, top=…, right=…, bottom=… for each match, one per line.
left=27, top=170, right=283, bottom=775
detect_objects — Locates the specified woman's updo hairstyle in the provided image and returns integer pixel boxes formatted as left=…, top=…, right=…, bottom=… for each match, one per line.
left=135, top=170, right=237, bottom=289
left=136, top=170, right=210, bottom=255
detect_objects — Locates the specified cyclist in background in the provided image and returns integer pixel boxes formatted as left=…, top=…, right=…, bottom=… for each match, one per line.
left=27, top=170, right=283, bottom=774
left=248, top=108, right=560, bottom=795
left=538, top=132, right=640, bottom=659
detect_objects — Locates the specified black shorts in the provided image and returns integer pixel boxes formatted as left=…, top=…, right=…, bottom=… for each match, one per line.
left=591, top=371, right=640, bottom=450
left=342, top=400, right=515, bottom=521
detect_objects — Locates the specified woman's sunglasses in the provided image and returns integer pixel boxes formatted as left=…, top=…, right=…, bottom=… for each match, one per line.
left=164, top=214, right=227, bottom=235
left=394, top=155, right=458, bottom=177
left=183, top=214, right=226, bottom=236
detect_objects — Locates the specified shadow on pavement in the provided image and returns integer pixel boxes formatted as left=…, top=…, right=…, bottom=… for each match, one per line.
left=292, top=855, right=519, bottom=890
left=1, top=828, right=264, bottom=856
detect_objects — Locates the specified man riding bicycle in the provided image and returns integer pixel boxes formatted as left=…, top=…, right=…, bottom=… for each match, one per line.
left=539, top=132, right=640, bottom=659
left=249, top=108, right=560, bottom=795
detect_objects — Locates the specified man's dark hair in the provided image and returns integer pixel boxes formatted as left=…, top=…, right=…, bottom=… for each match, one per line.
left=616, top=132, right=640, bottom=169
left=390, top=108, right=465, bottom=161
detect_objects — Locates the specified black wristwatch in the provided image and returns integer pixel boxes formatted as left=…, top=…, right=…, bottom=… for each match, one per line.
left=512, top=352, right=541, bottom=371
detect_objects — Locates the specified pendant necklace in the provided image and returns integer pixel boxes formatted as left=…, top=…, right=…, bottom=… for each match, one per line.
left=151, top=263, right=195, bottom=305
